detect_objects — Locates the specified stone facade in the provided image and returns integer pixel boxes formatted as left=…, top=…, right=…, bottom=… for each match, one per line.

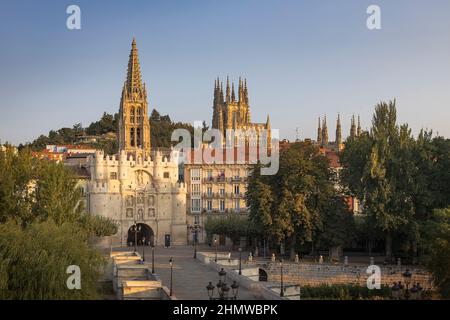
left=87, top=39, right=187, bottom=246
left=184, top=160, right=250, bottom=244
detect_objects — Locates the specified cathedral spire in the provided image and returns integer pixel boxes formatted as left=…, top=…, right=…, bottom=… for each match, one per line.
left=231, top=82, right=236, bottom=102
left=322, top=115, right=328, bottom=145
left=317, top=117, right=322, bottom=144
left=336, top=113, right=342, bottom=145
left=357, top=115, right=362, bottom=136
left=238, top=77, right=243, bottom=102
left=126, top=38, right=144, bottom=95
left=244, top=78, right=248, bottom=103
left=350, top=114, right=356, bottom=139
left=226, top=76, right=231, bottom=103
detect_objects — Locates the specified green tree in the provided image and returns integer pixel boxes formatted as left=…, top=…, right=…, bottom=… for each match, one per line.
left=421, top=207, right=450, bottom=298
left=0, top=220, right=105, bottom=299
left=246, top=142, right=338, bottom=259
left=341, top=100, right=416, bottom=258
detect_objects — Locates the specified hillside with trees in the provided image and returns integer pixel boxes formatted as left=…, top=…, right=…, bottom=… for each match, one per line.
left=20, top=109, right=195, bottom=153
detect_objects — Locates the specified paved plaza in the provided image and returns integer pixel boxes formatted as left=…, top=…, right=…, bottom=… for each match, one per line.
left=114, top=245, right=260, bottom=300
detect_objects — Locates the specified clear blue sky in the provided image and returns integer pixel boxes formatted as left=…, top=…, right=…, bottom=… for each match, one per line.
left=1, top=0, right=449, bottom=145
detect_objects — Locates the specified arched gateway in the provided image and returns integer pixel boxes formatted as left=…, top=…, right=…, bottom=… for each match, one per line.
left=127, top=223, right=154, bottom=246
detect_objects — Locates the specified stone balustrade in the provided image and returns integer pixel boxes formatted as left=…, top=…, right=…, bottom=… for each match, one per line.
left=264, top=262, right=433, bottom=289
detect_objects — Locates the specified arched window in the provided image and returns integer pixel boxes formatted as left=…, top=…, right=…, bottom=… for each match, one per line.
left=130, top=107, right=135, bottom=124
left=137, top=128, right=141, bottom=147
left=137, top=107, right=142, bottom=123
left=130, top=128, right=135, bottom=147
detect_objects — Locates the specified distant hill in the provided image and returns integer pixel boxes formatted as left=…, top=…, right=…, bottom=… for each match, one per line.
left=21, top=109, right=197, bottom=153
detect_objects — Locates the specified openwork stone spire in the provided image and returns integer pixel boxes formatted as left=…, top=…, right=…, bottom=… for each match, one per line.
left=119, top=39, right=151, bottom=156
left=126, top=38, right=144, bottom=95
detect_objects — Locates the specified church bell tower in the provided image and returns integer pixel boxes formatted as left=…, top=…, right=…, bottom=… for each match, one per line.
left=118, top=38, right=151, bottom=156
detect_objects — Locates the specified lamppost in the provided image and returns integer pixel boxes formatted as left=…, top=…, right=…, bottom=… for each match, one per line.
left=192, top=224, right=199, bottom=259
left=214, top=237, right=218, bottom=262
left=238, top=247, right=242, bottom=275
left=151, top=244, right=155, bottom=274
left=280, top=259, right=284, bottom=297
left=169, top=257, right=173, bottom=296
left=142, top=236, right=146, bottom=262
left=131, top=221, right=141, bottom=253
left=206, top=268, right=239, bottom=300
left=391, top=282, right=401, bottom=300
left=402, top=269, right=413, bottom=300
left=263, top=239, right=266, bottom=259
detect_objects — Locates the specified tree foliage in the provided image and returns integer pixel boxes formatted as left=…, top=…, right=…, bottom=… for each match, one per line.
left=341, top=100, right=450, bottom=258
left=420, top=207, right=450, bottom=298
left=204, top=215, right=262, bottom=244
left=0, top=220, right=105, bottom=299
left=246, top=142, right=351, bottom=257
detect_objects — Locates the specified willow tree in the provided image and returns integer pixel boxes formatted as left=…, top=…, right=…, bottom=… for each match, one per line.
left=0, top=220, right=105, bottom=299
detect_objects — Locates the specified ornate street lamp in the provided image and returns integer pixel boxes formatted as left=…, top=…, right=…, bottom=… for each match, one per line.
left=206, top=268, right=239, bottom=300
left=402, top=269, right=413, bottom=300
left=219, top=268, right=226, bottom=282
left=169, top=257, right=173, bottom=296
left=410, top=284, right=419, bottom=300
left=214, top=237, right=218, bottom=262
left=231, top=281, right=239, bottom=300
left=280, top=259, right=284, bottom=297
left=151, top=244, right=155, bottom=274
left=193, top=225, right=198, bottom=259
left=206, top=282, right=215, bottom=300
left=221, top=282, right=230, bottom=299
left=391, top=282, right=400, bottom=300
left=416, top=283, right=423, bottom=300
left=142, top=236, right=146, bottom=262
left=238, top=247, right=242, bottom=275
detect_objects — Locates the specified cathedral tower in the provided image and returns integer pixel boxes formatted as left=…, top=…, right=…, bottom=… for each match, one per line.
left=336, top=113, right=342, bottom=145
left=118, top=39, right=151, bottom=156
left=357, top=115, right=362, bottom=137
left=350, top=114, right=356, bottom=139
left=317, top=117, right=322, bottom=144
left=321, top=115, right=329, bottom=145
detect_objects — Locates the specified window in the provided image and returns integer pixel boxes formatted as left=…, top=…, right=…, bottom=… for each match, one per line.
left=163, top=172, right=170, bottom=179
left=110, top=172, right=117, bottom=180
left=148, top=195, right=154, bottom=206
left=192, top=184, right=200, bottom=196
left=219, top=200, right=225, bottom=212
left=234, top=169, right=240, bottom=179
left=137, top=128, right=141, bottom=147
left=137, top=107, right=142, bottom=123
left=206, top=170, right=213, bottom=180
left=191, top=199, right=201, bottom=213
left=219, top=170, right=225, bottom=179
left=207, top=200, right=212, bottom=211
left=191, top=169, right=200, bottom=181
left=234, top=199, right=240, bottom=212
left=207, top=187, right=212, bottom=196
left=130, top=107, right=135, bottom=123
left=219, top=188, right=225, bottom=196
left=130, top=128, right=135, bottom=147
left=234, top=185, right=240, bottom=195
left=194, top=215, right=200, bottom=224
